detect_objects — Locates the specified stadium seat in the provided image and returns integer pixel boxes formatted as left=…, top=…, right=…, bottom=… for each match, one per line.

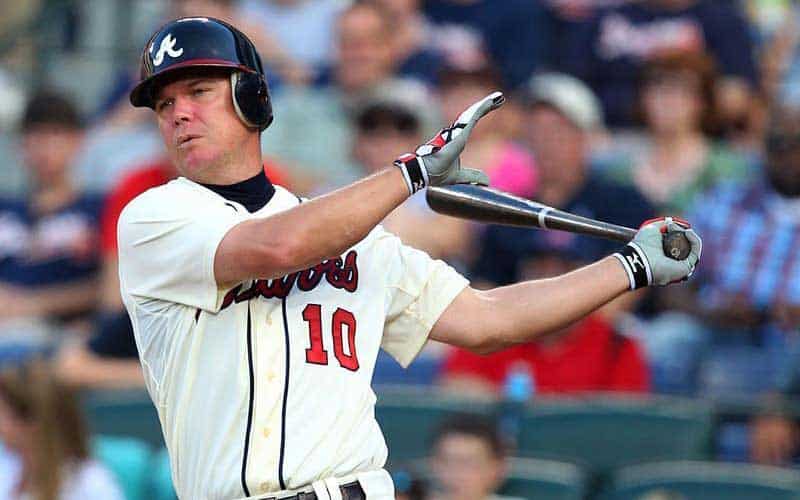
left=516, top=395, right=713, bottom=478
left=499, top=457, right=587, bottom=500
left=600, top=460, right=800, bottom=500
left=83, top=389, right=165, bottom=447
left=92, top=435, right=151, bottom=500
left=375, top=387, right=495, bottom=464
left=151, top=447, right=178, bottom=500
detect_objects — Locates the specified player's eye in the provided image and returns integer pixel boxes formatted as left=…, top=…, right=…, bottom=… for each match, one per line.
left=192, top=87, right=211, bottom=97
left=156, top=98, right=174, bottom=113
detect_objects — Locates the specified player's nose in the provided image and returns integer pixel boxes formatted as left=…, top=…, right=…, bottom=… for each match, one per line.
left=172, top=96, right=194, bottom=126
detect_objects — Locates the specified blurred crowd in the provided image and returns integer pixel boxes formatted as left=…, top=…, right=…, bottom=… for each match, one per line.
left=1, top=0, right=800, bottom=498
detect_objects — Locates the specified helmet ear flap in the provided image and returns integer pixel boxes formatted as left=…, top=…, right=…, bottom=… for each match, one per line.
left=230, top=71, right=273, bottom=130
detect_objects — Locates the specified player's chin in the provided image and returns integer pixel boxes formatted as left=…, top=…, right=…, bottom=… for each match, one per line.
left=177, top=149, right=218, bottom=174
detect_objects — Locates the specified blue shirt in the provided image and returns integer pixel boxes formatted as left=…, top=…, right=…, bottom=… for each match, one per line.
left=0, top=194, right=102, bottom=287
left=689, top=178, right=800, bottom=313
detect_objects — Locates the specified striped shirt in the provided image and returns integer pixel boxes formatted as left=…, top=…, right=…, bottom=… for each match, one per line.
left=689, top=178, right=800, bottom=317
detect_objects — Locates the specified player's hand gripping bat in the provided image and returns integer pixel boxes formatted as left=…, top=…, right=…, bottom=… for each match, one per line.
left=426, top=184, right=692, bottom=260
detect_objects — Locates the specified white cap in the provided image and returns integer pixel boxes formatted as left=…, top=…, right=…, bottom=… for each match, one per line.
left=354, top=79, right=440, bottom=135
left=521, top=72, right=603, bottom=131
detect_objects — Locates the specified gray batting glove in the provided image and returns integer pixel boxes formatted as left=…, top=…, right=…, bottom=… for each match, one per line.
left=613, top=217, right=702, bottom=289
left=394, top=91, right=505, bottom=194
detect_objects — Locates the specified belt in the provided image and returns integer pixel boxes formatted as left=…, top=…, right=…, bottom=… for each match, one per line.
left=262, top=481, right=365, bottom=500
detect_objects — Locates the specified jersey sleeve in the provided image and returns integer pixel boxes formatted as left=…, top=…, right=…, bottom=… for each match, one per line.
left=117, top=185, right=246, bottom=312
left=378, top=228, right=469, bottom=368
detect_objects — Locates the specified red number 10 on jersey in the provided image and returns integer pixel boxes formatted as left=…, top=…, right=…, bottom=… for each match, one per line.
left=302, top=304, right=359, bottom=371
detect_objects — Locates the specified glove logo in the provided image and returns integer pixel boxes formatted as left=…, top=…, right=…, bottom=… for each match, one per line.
left=626, top=253, right=645, bottom=271
left=152, top=34, right=184, bottom=67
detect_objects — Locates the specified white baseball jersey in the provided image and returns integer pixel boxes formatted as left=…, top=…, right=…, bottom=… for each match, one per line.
left=117, top=176, right=468, bottom=500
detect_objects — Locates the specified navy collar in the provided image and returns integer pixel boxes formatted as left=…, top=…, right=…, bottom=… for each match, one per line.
left=200, top=170, right=275, bottom=213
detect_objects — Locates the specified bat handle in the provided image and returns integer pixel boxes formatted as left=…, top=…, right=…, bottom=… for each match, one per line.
left=621, top=226, right=691, bottom=260
left=662, top=231, right=692, bottom=260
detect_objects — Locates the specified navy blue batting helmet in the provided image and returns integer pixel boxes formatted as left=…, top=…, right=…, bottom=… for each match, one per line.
left=129, top=17, right=273, bottom=130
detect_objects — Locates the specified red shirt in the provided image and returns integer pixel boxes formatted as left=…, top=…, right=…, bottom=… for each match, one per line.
left=441, top=314, right=650, bottom=394
left=100, top=159, right=289, bottom=256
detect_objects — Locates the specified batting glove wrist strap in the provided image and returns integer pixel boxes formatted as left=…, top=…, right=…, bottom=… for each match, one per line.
left=393, top=153, right=429, bottom=195
left=613, top=243, right=652, bottom=290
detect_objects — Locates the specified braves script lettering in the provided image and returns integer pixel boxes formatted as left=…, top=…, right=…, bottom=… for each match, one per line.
left=220, top=250, right=359, bottom=310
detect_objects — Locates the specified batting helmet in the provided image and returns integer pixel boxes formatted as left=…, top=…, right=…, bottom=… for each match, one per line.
left=129, top=16, right=273, bottom=130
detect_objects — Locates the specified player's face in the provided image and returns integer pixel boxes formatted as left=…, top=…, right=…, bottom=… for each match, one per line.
left=431, top=434, right=506, bottom=500
left=154, top=71, right=251, bottom=178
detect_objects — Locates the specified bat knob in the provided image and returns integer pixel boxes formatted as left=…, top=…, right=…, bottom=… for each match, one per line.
left=662, top=231, right=692, bottom=260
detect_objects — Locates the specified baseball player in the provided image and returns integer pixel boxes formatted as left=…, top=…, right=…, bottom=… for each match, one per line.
left=118, top=17, right=701, bottom=500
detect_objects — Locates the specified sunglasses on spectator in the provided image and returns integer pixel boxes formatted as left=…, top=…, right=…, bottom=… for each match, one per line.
left=357, top=108, right=419, bottom=134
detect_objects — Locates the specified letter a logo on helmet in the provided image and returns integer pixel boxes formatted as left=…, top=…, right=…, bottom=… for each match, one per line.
left=151, top=34, right=183, bottom=67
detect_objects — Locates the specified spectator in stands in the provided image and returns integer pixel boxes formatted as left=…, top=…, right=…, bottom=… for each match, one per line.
left=559, top=0, right=758, bottom=131
left=649, top=103, right=800, bottom=395
left=56, top=156, right=289, bottom=388
left=365, top=0, right=445, bottom=87
left=426, top=414, right=522, bottom=500
left=263, top=2, right=418, bottom=192
left=422, top=0, right=550, bottom=90
left=440, top=231, right=650, bottom=398
left=603, top=51, right=751, bottom=215
left=0, top=91, right=102, bottom=331
left=0, top=360, right=124, bottom=499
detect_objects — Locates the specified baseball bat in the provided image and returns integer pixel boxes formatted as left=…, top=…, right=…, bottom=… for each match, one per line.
left=425, top=184, right=691, bottom=260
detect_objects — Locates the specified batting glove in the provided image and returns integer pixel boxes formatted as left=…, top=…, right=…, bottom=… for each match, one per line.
left=394, top=91, right=505, bottom=194
left=614, top=217, right=702, bottom=289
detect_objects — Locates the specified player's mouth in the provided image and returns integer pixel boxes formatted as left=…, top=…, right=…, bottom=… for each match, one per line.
left=176, top=134, right=202, bottom=148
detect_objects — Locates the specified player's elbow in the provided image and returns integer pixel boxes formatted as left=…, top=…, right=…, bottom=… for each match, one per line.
left=254, top=232, right=338, bottom=278
left=251, top=237, right=307, bottom=278
left=455, top=323, right=510, bottom=356
left=467, top=335, right=511, bottom=356
left=437, top=288, right=515, bottom=355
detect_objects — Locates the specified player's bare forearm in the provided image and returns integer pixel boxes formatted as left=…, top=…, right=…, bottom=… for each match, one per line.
left=215, top=167, right=409, bottom=284
left=430, top=257, right=630, bottom=354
